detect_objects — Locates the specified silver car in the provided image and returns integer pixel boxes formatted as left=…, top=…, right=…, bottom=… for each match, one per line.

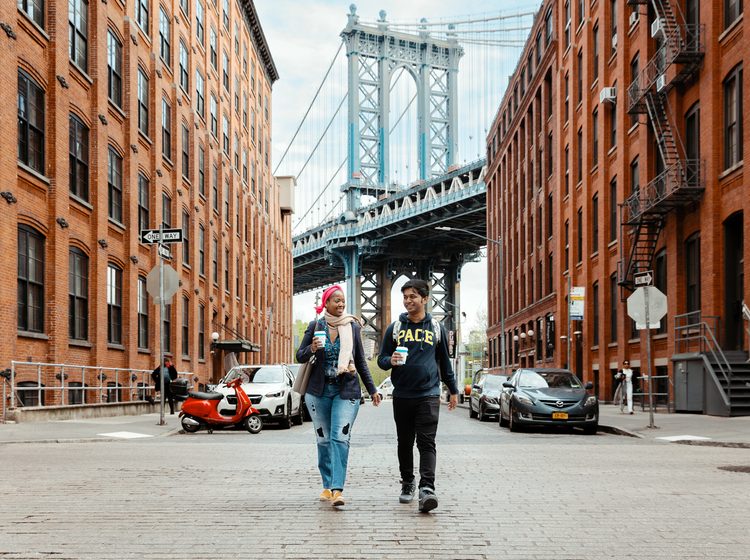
left=215, top=364, right=303, bottom=429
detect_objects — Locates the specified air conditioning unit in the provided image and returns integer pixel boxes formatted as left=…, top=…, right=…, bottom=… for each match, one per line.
left=611, top=33, right=618, bottom=49
left=656, top=74, right=666, bottom=92
left=629, top=11, right=640, bottom=28
left=599, top=87, right=617, bottom=104
left=651, top=18, right=664, bottom=39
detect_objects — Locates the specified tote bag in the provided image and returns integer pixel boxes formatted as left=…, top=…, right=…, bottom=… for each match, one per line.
left=293, top=320, right=320, bottom=394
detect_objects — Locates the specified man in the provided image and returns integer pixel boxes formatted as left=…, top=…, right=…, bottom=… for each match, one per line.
left=378, top=279, right=458, bottom=513
left=620, top=360, right=634, bottom=415
left=151, top=358, right=178, bottom=414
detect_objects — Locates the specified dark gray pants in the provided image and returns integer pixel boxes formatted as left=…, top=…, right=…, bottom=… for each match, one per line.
left=393, top=396, right=440, bottom=490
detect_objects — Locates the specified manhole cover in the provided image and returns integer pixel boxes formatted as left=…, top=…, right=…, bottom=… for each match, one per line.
left=718, top=465, right=750, bottom=473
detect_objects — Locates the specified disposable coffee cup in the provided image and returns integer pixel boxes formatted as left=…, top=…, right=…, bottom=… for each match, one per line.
left=395, top=346, right=408, bottom=365
left=314, top=330, right=326, bottom=346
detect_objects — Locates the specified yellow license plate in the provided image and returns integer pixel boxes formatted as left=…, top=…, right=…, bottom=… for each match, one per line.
left=552, top=412, right=568, bottom=420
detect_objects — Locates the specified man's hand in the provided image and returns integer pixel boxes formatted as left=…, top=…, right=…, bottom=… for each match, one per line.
left=371, top=393, right=382, bottom=407
left=448, top=393, right=458, bottom=411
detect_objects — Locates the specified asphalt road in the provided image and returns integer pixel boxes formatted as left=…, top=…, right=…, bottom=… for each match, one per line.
left=1, top=400, right=749, bottom=559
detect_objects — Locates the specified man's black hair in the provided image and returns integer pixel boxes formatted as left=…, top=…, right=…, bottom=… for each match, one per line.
left=401, top=279, right=430, bottom=298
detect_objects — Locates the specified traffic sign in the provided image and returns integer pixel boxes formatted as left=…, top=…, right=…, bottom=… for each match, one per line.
left=569, top=286, right=585, bottom=320
left=634, top=271, right=653, bottom=287
left=140, top=228, right=183, bottom=244
left=627, top=286, right=667, bottom=330
left=146, top=264, right=179, bottom=303
left=157, top=244, right=172, bottom=259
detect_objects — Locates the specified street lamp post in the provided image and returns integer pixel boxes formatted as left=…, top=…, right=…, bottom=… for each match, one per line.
left=435, top=226, right=505, bottom=374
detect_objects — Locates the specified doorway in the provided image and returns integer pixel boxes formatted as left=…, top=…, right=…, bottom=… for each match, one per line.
left=724, top=212, right=744, bottom=350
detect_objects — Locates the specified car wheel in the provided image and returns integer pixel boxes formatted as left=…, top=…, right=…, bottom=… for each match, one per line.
left=499, top=407, right=509, bottom=427
left=583, top=423, right=598, bottom=435
left=245, top=414, right=262, bottom=434
left=509, top=403, right=521, bottom=433
left=280, top=397, right=293, bottom=429
left=181, top=416, right=201, bottom=433
left=469, top=402, right=478, bottom=419
left=478, top=404, right=485, bottom=422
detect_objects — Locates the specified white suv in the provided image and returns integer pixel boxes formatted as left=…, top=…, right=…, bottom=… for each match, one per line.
left=215, top=364, right=303, bottom=428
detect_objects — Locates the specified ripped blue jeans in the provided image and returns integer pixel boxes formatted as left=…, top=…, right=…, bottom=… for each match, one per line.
left=305, top=383, right=361, bottom=491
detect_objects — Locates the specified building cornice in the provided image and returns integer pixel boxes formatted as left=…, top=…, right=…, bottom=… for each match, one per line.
left=239, top=0, right=280, bottom=84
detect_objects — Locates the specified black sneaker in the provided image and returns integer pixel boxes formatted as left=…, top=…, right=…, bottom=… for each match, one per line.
left=418, top=487, right=438, bottom=513
left=399, top=481, right=416, bottom=504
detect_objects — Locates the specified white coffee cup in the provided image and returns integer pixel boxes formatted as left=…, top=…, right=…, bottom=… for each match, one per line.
left=395, top=346, right=408, bottom=365
left=314, top=330, right=326, bottom=346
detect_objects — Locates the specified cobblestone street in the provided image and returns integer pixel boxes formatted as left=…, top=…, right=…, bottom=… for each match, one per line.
left=2, top=402, right=749, bottom=559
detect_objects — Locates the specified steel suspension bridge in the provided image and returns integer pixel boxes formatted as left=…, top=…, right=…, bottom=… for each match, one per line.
left=274, top=4, right=536, bottom=346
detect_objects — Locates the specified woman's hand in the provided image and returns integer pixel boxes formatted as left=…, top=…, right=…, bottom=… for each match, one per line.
left=371, top=393, right=382, bottom=407
left=310, top=337, right=322, bottom=352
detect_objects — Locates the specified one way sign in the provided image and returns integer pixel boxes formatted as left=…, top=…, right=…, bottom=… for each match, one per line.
left=140, top=228, right=183, bottom=244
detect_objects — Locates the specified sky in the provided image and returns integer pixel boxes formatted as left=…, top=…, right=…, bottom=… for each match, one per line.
left=255, top=0, right=540, bottom=338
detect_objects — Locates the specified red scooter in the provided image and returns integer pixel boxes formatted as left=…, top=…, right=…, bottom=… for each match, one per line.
left=179, top=377, right=263, bottom=434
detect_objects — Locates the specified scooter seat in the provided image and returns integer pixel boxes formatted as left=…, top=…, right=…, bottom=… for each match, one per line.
left=187, top=390, right=225, bottom=400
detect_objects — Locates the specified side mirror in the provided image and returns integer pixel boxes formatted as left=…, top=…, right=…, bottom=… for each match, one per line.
left=585, top=381, right=593, bottom=390
left=502, top=381, right=514, bottom=389
left=472, top=384, right=481, bottom=390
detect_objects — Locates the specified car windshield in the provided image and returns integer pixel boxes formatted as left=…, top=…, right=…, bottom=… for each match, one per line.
left=518, top=371, right=582, bottom=389
left=223, top=366, right=284, bottom=384
left=483, top=375, right=507, bottom=390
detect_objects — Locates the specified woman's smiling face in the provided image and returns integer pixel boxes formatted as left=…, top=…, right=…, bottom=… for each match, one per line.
left=325, top=290, right=346, bottom=316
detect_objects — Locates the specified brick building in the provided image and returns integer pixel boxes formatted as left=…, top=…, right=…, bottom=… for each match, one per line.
left=486, top=0, right=749, bottom=407
left=1, top=0, right=292, bottom=405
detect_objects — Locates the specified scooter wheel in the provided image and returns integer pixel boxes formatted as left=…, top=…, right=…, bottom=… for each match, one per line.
left=245, top=414, right=262, bottom=434
left=181, top=416, right=201, bottom=433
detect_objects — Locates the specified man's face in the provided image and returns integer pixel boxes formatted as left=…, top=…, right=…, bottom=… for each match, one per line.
left=402, top=287, right=427, bottom=315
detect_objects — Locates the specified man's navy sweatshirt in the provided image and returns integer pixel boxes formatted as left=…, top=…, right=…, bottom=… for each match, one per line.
left=377, top=312, right=459, bottom=399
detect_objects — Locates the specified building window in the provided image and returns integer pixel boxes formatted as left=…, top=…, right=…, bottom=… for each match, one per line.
left=198, top=224, right=206, bottom=276
left=577, top=207, right=583, bottom=263
left=107, top=147, right=122, bottom=223
left=592, top=281, right=599, bottom=346
left=630, top=157, right=639, bottom=196
left=654, top=249, right=667, bottom=334
left=725, top=0, right=743, bottom=29
left=224, top=248, right=229, bottom=291
left=107, top=264, right=122, bottom=344
left=576, top=49, right=583, bottom=104
left=19, top=0, right=45, bottom=28
left=162, top=193, right=172, bottom=228
left=609, top=98, right=617, bottom=148
left=182, top=123, right=190, bottom=180
left=609, top=273, right=617, bottom=342
left=629, top=55, right=639, bottom=127
left=162, top=98, right=172, bottom=160
left=138, top=69, right=149, bottom=136
left=564, top=0, right=571, bottom=47
left=182, top=296, right=190, bottom=357
left=179, top=40, right=189, bottom=91
left=18, top=226, right=45, bottom=333
left=609, top=177, right=617, bottom=242
left=138, top=173, right=150, bottom=232
left=222, top=114, right=230, bottom=155
left=224, top=179, right=230, bottom=223
left=212, top=237, right=218, bottom=284
left=592, top=24, right=599, bottom=83
left=18, top=70, right=45, bottom=173
left=576, top=128, right=583, bottom=184
left=107, top=30, right=122, bottom=107
left=592, top=193, right=599, bottom=253
left=138, top=276, right=148, bottom=349
left=68, top=0, right=88, bottom=71
left=564, top=74, right=569, bottom=122
left=210, top=27, right=217, bottom=69
left=135, top=0, right=149, bottom=33
left=222, top=0, right=229, bottom=28
left=196, top=70, right=205, bottom=118
left=547, top=131, right=553, bottom=178
left=723, top=65, right=743, bottom=170
left=182, top=210, right=190, bottom=264
left=196, top=0, right=205, bottom=45
left=163, top=304, right=172, bottom=353
left=234, top=133, right=240, bottom=170
left=564, top=145, right=570, bottom=195
left=180, top=0, right=189, bottom=16
left=610, top=0, right=617, bottom=55
left=68, top=247, right=88, bottom=341
left=222, top=51, right=230, bottom=90
left=685, top=233, right=701, bottom=313
left=212, top=164, right=219, bottom=211
left=210, top=94, right=218, bottom=137
left=685, top=102, right=700, bottom=186
left=592, top=107, right=599, bottom=167
left=159, top=7, right=171, bottom=66
left=544, top=8, right=553, bottom=45
left=198, top=144, right=206, bottom=197
left=198, top=304, right=205, bottom=360
left=69, top=114, right=89, bottom=201
left=564, top=220, right=570, bottom=270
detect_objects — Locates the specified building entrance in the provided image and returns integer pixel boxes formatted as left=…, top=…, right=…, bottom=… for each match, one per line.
left=724, top=212, right=744, bottom=350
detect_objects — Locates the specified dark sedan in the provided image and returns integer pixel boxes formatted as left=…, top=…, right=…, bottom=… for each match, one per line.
left=469, top=373, right=508, bottom=421
left=499, top=368, right=598, bottom=434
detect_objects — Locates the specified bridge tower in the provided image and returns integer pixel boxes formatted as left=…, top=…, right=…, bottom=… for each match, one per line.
left=336, top=5, right=464, bottom=322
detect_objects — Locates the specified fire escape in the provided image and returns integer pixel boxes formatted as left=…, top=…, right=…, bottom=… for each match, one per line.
left=619, top=0, right=704, bottom=290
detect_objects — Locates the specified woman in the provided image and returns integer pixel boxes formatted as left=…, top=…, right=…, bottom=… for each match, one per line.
left=296, top=285, right=381, bottom=507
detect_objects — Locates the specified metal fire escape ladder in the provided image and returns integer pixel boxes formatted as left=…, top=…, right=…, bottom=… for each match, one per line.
left=619, top=0, right=704, bottom=290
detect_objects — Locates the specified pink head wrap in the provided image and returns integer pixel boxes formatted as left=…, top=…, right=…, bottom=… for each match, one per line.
left=315, top=284, right=344, bottom=315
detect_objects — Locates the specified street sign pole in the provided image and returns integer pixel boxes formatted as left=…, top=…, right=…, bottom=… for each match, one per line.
left=567, top=275, right=571, bottom=370
left=644, top=286, right=655, bottom=429
left=158, top=222, right=165, bottom=427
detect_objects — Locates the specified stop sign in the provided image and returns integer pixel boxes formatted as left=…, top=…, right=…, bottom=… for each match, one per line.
left=146, top=264, right=179, bottom=304
left=627, top=286, right=667, bottom=330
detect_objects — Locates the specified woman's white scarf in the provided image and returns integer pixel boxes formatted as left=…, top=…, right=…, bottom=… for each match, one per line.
left=324, top=312, right=362, bottom=374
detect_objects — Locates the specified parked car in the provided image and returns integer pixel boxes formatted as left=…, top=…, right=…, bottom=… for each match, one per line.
left=215, top=364, right=303, bottom=429
left=499, top=368, right=598, bottom=434
left=286, top=363, right=310, bottom=421
left=376, top=377, right=394, bottom=399
left=469, top=372, right=508, bottom=421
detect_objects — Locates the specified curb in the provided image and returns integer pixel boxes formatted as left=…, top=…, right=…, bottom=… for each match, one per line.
left=0, top=426, right=181, bottom=446
left=597, top=424, right=643, bottom=438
